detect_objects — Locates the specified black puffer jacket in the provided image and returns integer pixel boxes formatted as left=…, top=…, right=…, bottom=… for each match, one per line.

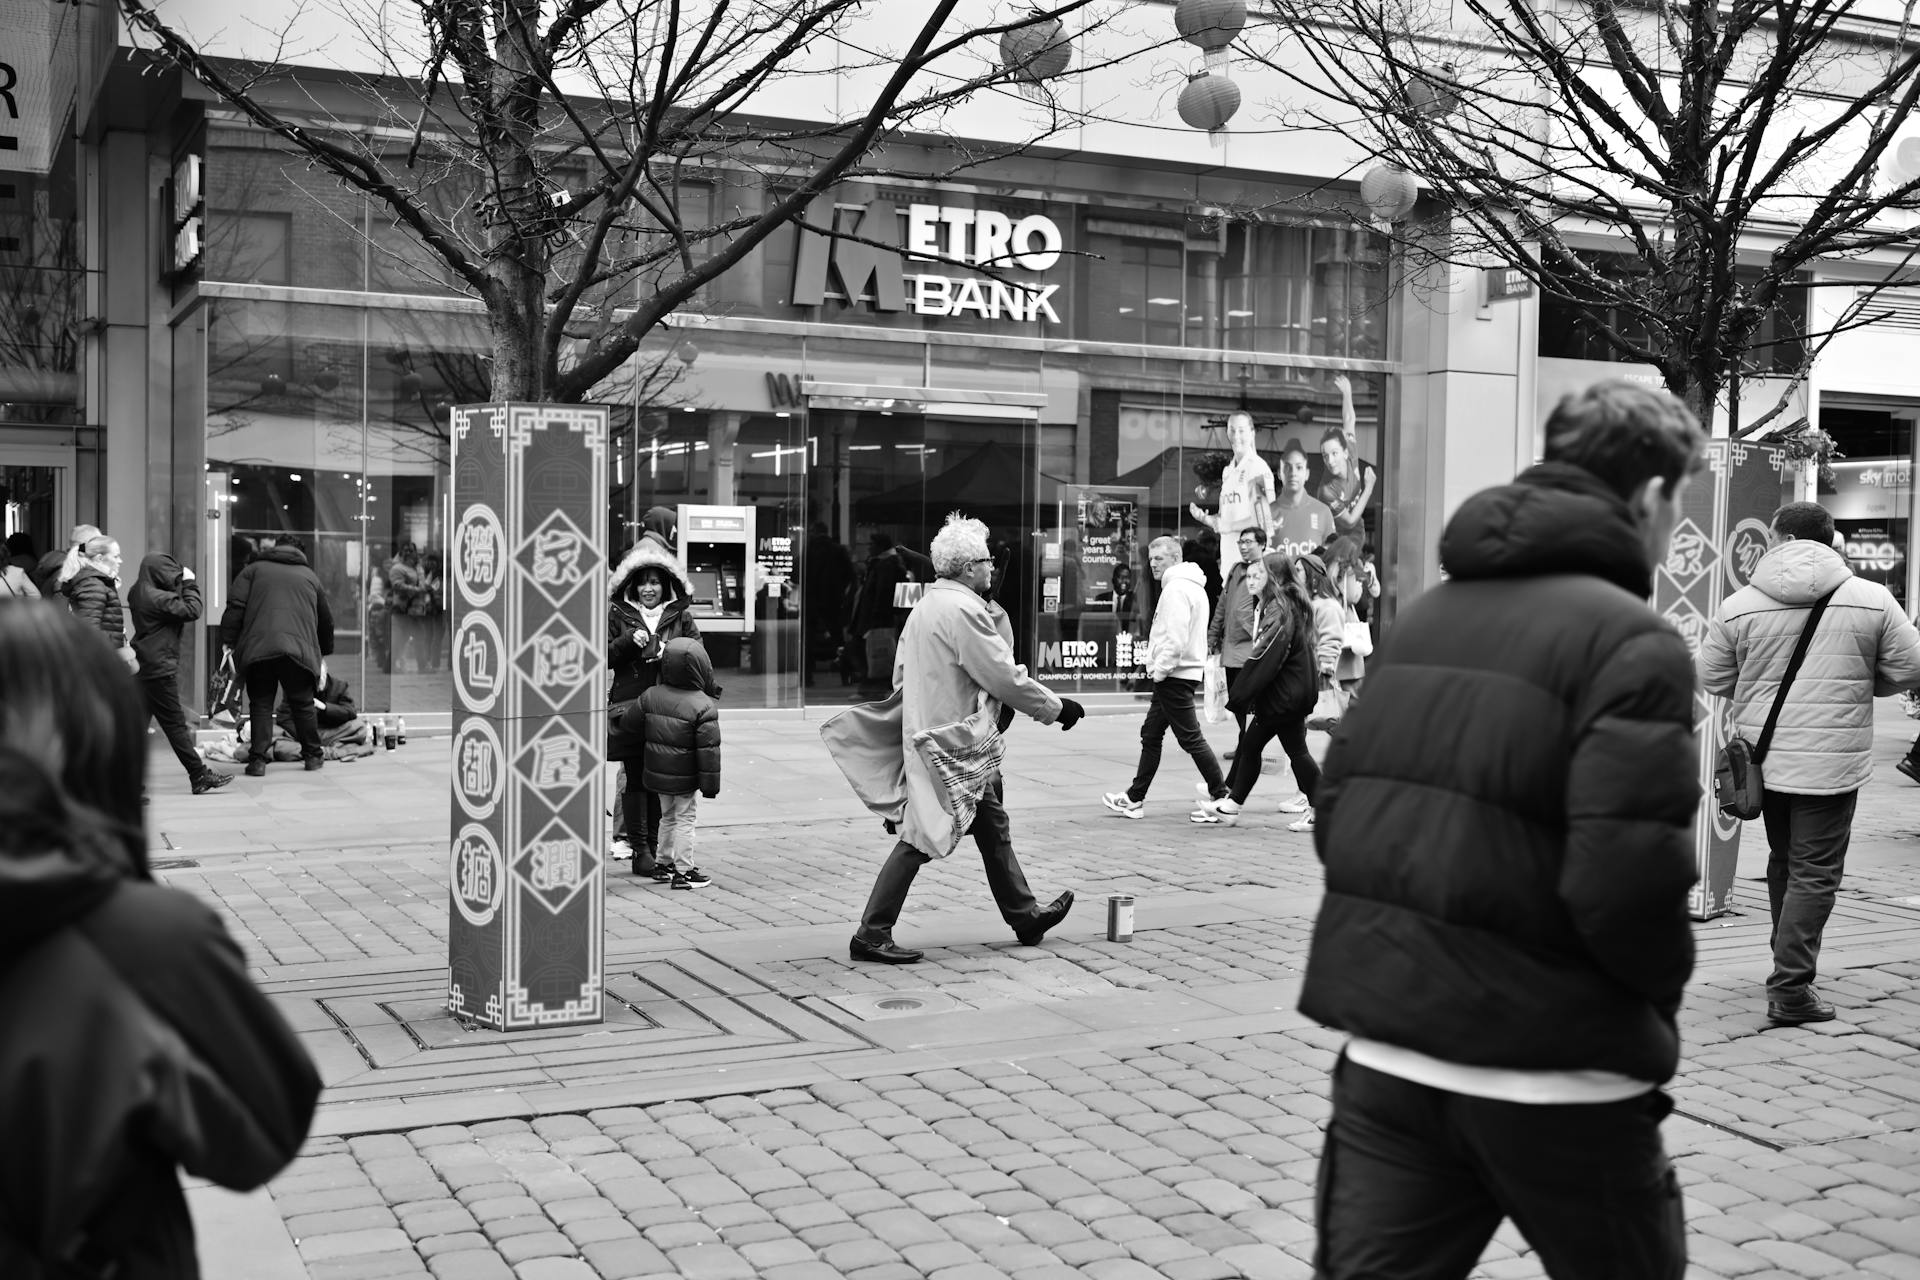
left=0, top=760, right=320, bottom=1279
left=219, top=545, right=334, bottom=677
left=1301, top=462, right=1700, bottom=1084
left=128, top=554, right=203, bottom=680
left=632, top=638, right=722, bottom=797
left=607, top=533, right=702, bottom=702
left=62, top=565, right=125, bottom=648
left=1227, top=597, right=1315, bottom=722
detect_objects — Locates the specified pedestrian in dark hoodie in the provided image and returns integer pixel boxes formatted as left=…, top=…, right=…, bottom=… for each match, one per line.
left=0, top=602, right=320, bottom=1280
left=606, top=531, right=701, bottom=875
left=1301, top=381, right=1704, bottom=1279
left=220, top=535, right=334, bottom=776
left=129, top=552, right=233, bottom=794
left=627, top=636, right=721, bottom=889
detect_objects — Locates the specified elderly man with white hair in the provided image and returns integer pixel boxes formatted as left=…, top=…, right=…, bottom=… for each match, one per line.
left=842, top=513, right=1085, bottom=964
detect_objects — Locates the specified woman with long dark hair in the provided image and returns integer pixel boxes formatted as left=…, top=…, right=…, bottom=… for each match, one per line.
left=1192, top=549, right=1321, bottom=830
left=0, top=602, right=319, bottom=1278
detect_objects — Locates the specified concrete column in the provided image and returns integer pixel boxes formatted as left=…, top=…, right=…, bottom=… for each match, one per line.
left=708, top=411, right=742, bottom=504
left=97, top=129, right=155, bottom=570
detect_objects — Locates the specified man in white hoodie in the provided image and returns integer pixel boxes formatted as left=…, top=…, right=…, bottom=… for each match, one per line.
left=1103, top=537, right=1228, bottom=818
left=1700, top=501, right=1920, bottom=1024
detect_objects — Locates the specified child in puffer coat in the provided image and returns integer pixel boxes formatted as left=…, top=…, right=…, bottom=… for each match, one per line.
left=629, top=636, right=721, bottom=890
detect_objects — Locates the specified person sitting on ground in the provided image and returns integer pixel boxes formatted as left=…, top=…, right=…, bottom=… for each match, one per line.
left=273, top=667, right=370, bottom=755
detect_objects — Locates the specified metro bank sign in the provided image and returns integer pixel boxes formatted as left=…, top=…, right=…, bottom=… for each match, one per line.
left=790, top=193, right=1064, bottom=324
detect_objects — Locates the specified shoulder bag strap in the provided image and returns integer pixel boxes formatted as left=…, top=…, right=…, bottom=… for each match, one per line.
left=1754, top=584, right=1841, bottom=762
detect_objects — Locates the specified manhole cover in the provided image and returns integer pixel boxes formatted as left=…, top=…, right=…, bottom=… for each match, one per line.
left=818, top=990, right=968, bottom=1021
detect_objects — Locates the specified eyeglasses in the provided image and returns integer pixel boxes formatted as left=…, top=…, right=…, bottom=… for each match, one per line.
left=971, top=558, right=994, bottom=567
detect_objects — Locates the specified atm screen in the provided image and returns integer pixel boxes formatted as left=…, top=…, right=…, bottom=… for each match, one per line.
left=687, top=568, right=720, bottom=613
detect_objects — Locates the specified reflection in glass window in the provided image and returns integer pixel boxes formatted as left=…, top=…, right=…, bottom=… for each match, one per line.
left=1086, top=232, right=1184, bottom=346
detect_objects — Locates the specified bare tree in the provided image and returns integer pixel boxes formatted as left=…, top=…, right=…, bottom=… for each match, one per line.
left=1244, top=0, right=1920, bottom=434
left=118, top=0, right=1127, bottom=404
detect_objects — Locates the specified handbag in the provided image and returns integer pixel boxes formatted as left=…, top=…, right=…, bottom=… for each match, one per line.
left=1342, top=619, right=1374, bottom=659
left=1201, top=656, right=1228, bottom=724
left=1306, top=683, right=1348, bottom=732
left=1714, top=586, right=1837, bottom=819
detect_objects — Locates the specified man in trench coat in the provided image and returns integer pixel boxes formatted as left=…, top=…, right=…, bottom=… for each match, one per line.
left=834, top=514, right=1086, bottom=963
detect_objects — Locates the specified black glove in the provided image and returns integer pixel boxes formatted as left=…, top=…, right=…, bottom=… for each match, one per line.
left=995, top=703, right=1017, bottom=735
left=1056, top=698, right=1085, bottom=730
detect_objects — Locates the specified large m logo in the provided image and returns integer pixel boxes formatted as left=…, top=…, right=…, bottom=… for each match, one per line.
left=790, top=194, right=906, bottom=312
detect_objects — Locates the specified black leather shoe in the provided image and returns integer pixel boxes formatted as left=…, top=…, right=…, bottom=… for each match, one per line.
left=1016, top=890, right=1075, bottom=946
left=304, top=757, right=324, bottom=771
left=1899, top=758, right=1920, bottom=785
left=244, top=760, right=267, bottom=777
left=1767, top=987, right=1837, bottom=1025
left=849, top=935, right=923, bottom=964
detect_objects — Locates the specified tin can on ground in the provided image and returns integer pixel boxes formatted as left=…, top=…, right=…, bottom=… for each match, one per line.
left=1106, top=894, right=1135, bottom=942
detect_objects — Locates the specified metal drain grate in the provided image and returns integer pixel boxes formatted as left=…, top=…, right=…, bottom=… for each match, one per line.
left=875, top=996, right=927, bottom=1012
left=817, top=990, right=968, bottom=1021
left=150, top=857, right=201, bottom=870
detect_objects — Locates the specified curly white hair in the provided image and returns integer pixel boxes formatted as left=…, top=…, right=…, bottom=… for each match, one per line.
left=929, top=512, right=991, bottom=578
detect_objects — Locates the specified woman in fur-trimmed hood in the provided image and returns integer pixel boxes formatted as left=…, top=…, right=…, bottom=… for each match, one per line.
left=607, top=532, right=703, bottom=866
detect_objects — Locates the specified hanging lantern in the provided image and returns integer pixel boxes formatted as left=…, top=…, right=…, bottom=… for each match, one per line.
left=1000, top=12, right=1072, bottom=94
left=1175, top=0, right=1247, bottom=71
left=1360, top=164, right=1420, bottom=222
left=674, top=339, right=700, bottom=366
left=1405, top=64, right=1461, bottom=119
left=1177, top=71, right=1242, bottom=137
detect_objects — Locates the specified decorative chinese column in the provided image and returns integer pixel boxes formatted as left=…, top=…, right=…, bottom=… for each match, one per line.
left=1654, top=438, right=1790, bottom=920
left=447, top=403, right=609, bottom=1029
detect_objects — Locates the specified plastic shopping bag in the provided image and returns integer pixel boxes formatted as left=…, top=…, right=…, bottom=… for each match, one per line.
left=1202, top=656, right=1228, bottom=724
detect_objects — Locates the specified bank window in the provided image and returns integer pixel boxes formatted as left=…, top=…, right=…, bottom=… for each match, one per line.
left=1086, top=231, right=1184, bottom=346
left=205, top=211, right=291, bottom=286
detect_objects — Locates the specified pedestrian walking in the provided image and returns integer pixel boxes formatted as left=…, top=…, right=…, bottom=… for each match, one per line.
left=1302, top=380, right=1706, bottom=1280
left=219, top=534, right=334, bottom=776
left=1192, top=549, right=1320, bottom=830
left=628, top=636, right=722, bottom=890
left=128, top=551, right=233, bottom=795
left=1101, top=536, right=1228, bottom=819
left=1209, top=525, right=1267, bottom=748
left=60, top=534, right=137, bottom=672
left=0, top=601, right=321, bottom=1280
left=31, top=523, right=97, bottom=600
left=606, top=531, right=702, bottom=876
left=831, top=513, right=1083, bottom=964
left=1699, top=500, right=1920, bottom=1024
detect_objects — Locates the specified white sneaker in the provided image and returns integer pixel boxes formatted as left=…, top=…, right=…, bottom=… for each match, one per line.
left=1288, top=812, right=1316, bottom=832
left=1101, top=792, right=1144, bottom=820
left=1278, top=795, right=1311, bottom=814
left=610, top=837, right=633, bottom=860
left=1191, top=799, right=1240, bottom=826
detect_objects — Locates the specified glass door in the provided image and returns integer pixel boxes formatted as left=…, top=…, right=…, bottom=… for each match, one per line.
left=0, top=442, right=75, bottom=583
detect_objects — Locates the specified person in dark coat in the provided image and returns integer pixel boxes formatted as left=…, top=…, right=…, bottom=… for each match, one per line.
left=273, top=669, right=364, bottom=749
left=606, top=531, right=701, bottom=873
left=128, top=552, right=233, bottom=795
left=1192, top=549, right=1318, bottom=826
left=627, top=636, right=721, bottom=890
left=60, top=534, right=134, bottom=670
left=1300, top=381, right=1705, bottom=1280
left=0, top=602, right=320, bottom=1280
left=219, top=535, right=334, bottom=776
left=1208, top=525, right=1267, bottom=744
left=31, top=522, right=97, bottom=599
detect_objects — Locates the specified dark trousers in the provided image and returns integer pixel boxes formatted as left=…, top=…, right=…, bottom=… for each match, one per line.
left=1759, top=788, right=1857, bottom=994
left=1316, top=1055, right=1684, bottom=1280
left=246, top=657, right=321, bottom=763
left=856, top=780, right=1043, bottom=941
left=142, top=674, right=209, bottom=783
left=1226, top=712, right=1318, bottom=806
left=623, top=773, right=663, bottom=862
left=1127, top=676, right=1226, bottom=802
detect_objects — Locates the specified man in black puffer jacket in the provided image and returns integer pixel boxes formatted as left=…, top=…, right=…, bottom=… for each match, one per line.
left=219, top=535, right=334, bottom=777
left=1302, top=381, right=1705, bottom=1280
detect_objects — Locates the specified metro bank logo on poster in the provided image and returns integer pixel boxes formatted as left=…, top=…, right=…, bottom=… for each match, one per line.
left=791, top=193, right=1064, bottom=323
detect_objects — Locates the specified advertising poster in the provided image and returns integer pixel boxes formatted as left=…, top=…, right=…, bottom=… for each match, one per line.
left=1034, top=485, right=1148, bottom=691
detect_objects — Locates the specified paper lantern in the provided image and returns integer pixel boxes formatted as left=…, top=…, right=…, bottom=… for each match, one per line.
left=1178, top=72, right=1242, bottom=135
left=1176, top=0, right=1247, bottom=70
left=1406, top=66, right=1461, bottom=119
left=1001, top=14, right=1072, bottom=86
left=1360, top=165, right=1420, bottom=222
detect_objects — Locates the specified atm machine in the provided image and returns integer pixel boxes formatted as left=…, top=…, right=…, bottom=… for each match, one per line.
left=678, top=504, right=753, bottom=633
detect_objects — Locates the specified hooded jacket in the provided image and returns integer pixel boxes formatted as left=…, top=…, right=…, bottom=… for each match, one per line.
left=1699, top=537, right=1920, bottom=794
left=219, top=545, right=334, bottom=678
left=634, top=638, right=722, bottom=797
left=62, top=565, right=125, bottom=648
left=1145, top=561, right=1210, bottom=682
left=1301, top=462, right=1701, bottom=1084
left=128, top=554, right=204, bottom=680
left=0, top=763, right=320, bottom=1278
left=607, top=534, right=702, bottom=751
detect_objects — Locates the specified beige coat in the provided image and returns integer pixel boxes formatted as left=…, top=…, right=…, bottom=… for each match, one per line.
left=822, top=577, right=1061, bottom=857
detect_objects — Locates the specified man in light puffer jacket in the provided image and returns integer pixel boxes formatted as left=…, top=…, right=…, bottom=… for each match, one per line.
left=1699, top=501, right=1920, bottom=1025
left=1102, top=536, right=1228, bottom=818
